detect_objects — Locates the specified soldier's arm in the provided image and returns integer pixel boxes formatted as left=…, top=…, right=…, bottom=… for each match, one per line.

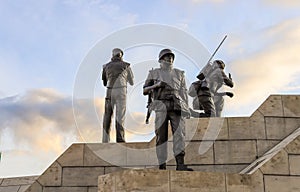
left=143, top=81, right=167, bottom=95
left=143, top=71, right=155, bottom=95
left=127, top=64, right=134, bottom=86
left=221, top=71, right=234, bottom=88
left=180, top=72, right=189, bottom=105
left=102, top=65, right=107, bottom=87
left=188, top=81, right=200, bottom=97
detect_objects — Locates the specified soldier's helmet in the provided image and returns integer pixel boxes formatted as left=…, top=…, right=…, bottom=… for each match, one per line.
left=112, top=48, right=123, bottom=57
left=158, top=49, right=175, bottom=61
left=214, top=60, right=225, bottom=69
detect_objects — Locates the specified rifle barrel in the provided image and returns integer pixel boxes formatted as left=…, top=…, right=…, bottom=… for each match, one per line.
left=207, top=35, right=227, bottom=64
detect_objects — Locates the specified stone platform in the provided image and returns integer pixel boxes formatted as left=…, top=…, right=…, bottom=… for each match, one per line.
left=1, top=94, right=300, bottom=192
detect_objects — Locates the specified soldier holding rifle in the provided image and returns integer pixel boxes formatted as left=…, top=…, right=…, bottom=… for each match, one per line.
left=143, top=48, right=193, bottom=171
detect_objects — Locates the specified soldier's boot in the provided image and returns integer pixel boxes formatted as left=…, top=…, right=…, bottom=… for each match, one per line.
left=175, top=155, right=193, bottom=171
left=159, top=163, right=166, bottom=170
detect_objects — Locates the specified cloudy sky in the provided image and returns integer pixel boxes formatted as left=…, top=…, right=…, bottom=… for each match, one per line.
left=1, top=0, right=300, bottom=177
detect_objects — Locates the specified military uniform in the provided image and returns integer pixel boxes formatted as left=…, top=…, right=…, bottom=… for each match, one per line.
left=208, top=60, right=233, bottom=117
left=102, top=48, right=134, bottom=142
left=143, top=49, right=192, bottom=171
left=188, top=79, right=216, bottom=117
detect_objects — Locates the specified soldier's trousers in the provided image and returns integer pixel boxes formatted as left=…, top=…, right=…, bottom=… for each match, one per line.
left=155, top=110, right=186, bottom=165
left=197, top=95, right=216, bottom=117
left=214, top=95, right=224, bottom=117
left=102, top=87, right=126, bottom=143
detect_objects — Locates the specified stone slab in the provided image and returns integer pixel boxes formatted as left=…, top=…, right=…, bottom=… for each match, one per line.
left=285, top=135, right=300, bottom=154
left=0, top=176, right=38, bottom=186
left=167, top=141, right=213, bottom=165
left=84, top=144, right=111, bottom=167
left=88, top=187, right=97, bottom=192
left=19, top=185, right=31, bottom=192
left=103, top=167, right=127, bottom=175
left=285, top=118, right=300, bottom=134
left=98, top=170, right=115, bottom=192
left=117, top=169, right=169, bottom=192
left=250, top=110, right=267, bottom=139
left=257, top=95, right=283, bottom=117
left=38, top=161, right=62, bottom=186
left=24, top=181, right=42, bottom=192
left=226, top=171, right=264, bottom=192
left=265, top=117, right=287, bottom=139
left=85, top=143, right=126, bottom=166
left=62, top=167, right=104, bottom=186
left=186, top=118, right=228, bottom=141
left=57, top=144, right=84, bottom=166
left=170, top=171, right=226, bottom=192
left=256, top=140, right=280, bottom=157
left=188, top=164, right=247, bottom=173
left=214, top=140, right=257, bottom=164
left=99, top=169, right=169, bottom=192
left=126, top=142, right=158, bottom=166
left=265, top=175, right=300, bottom=192
left=289, top=155, right=300, bottom=175
left=43, top=187, right=88, bottom=192
left=260, top=150, right=289, bottom=175
left=183, top=141, right=214, bottom=165
left=282, top=95, right=300, bottom=117
left=228, top=117, right=257, bottom=139
left=0, top=186, right=20, bottom=192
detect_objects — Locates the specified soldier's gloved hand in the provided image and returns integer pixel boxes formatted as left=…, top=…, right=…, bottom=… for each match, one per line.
left=153, top=81, right=164, bottom=89
left=226, top=92, right=234, bottom=98
left=157, top=81, right=168, bottom=88
left=229, top=73, right=232, bottom=80
left=185, top=112, right=191, bottom=119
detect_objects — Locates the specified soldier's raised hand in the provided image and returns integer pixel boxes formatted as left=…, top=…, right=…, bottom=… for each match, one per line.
left=226, top=92, right=234, bottom=98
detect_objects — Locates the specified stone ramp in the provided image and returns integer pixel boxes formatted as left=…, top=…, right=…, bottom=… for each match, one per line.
left=240, top=127, right=300, bottom=174
left=17, top=94, right=300, bottom=191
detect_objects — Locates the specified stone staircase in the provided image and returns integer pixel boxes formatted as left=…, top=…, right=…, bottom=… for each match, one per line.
left=1, top=94, right=300, bottom=192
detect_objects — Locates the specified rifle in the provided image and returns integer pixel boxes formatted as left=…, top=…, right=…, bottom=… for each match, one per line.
left=144, top=80, right=166, bottom=124
left=145, top=91, right=153, bottom=124
left=197, top=35, right=227, bottom=80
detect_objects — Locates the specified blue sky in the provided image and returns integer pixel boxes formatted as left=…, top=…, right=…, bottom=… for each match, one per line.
left=1, top=0, right=300, bottom=177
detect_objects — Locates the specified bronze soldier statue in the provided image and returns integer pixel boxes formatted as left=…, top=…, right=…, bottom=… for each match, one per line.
left=188, top=78, right=216, bottom=117
left=143, top=48, right=193, bottom=171
left=189, top=60, right=234, bottom=117
left=102, top=48, right=134, bottom=143
left=208, top=60, right=234, bottom=117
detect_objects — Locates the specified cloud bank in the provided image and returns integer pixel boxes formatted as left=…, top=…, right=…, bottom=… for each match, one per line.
left=224, top=18, right=300, bottom=115
left=0, top=88, right=153, bottom=177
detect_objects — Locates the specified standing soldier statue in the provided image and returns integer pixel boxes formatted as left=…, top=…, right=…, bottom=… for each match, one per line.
left=102, top=48, right=134, bottom=143
left=143, top=48, right=193, bottom=171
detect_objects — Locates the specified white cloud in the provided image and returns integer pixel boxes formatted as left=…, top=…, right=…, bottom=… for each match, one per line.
left=225, top=18, right=300, bottom=115
left=0, top=88, right=154, bottom=176
left=263, top=0, right=300, bottom=7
